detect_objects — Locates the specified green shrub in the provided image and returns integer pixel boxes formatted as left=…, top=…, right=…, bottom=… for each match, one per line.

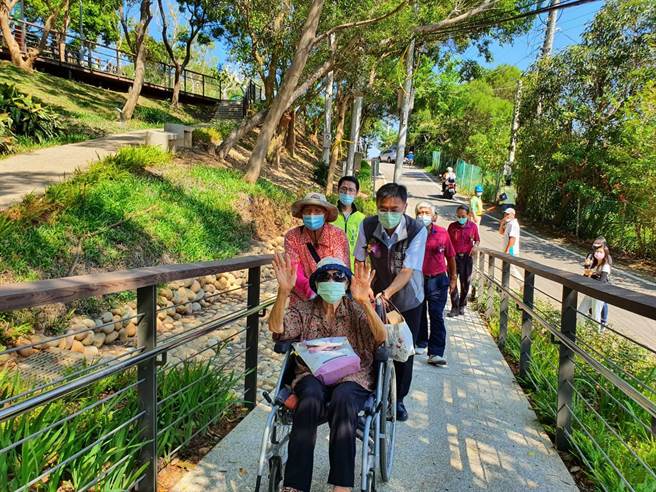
left=312, top=160, right=328, bottom=187
left=193, top=127, right=222, bottom=146
left=481, top=295, right=656, bottom=490
left=105, top=145, right=172, bottom=171
left=0, top=111, right=15, bottom=153
left=213, top=120, right=238, bottom=139
left=0, top=351, right=239, bottom=490
left=0, top=83, right=63, bottom=146
left=133, top=106, right=183, bottom=124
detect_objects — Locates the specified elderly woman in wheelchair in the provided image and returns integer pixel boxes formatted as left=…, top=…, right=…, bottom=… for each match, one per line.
left=265, top=254, right=387, bottom=492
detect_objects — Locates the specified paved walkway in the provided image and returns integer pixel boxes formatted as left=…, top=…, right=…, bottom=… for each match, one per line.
left=378, top=162, right=656, bottom=351
left=172, top=309, right=576, bottom=492
left=0, top=130, right=149, bottom=210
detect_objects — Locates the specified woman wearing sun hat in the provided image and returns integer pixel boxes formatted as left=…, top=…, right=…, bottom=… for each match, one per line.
left=284, top=192, right=350, bottom=303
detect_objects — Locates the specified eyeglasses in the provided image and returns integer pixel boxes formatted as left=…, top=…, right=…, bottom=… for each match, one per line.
left=315, top=271, right=348, bottom=283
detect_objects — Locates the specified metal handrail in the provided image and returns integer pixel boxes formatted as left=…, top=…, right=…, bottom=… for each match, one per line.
left=473, top=248, right=656, bottom=490
left=476, top=247, right=656, bottom=321
left=0, top=298, right=272, bottom=423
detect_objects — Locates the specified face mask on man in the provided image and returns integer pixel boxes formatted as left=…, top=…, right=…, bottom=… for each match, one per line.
left=418, top=215, right=432, bottom=227
left=379, top=211, right=403, bottom=229
left=303, top=214, right=325, bottom=231
left=457, top=217, right=468, bottom=225
left=339, top=193, right=355, bottom=206
left=594, top=251, right=605, bottom=261
left=316, top=281, right=346, bottom=304
left=476, top=192, right=482, bottom=197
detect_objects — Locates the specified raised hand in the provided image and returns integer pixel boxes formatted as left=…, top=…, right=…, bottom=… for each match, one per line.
left=272, top=253, right=297, bottom=294
left=352, top=261, right=375, bottom=305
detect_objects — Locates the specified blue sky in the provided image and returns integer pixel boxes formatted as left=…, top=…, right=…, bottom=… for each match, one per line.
left=463, top=1, right=601, bottom=70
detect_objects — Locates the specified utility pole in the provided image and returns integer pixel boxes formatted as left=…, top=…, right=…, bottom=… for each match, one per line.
left=541, top=0, right=559, bottom=58
left=393, top=36, right=415, bottom=184
left=321, top=34, right=335, bottom=167
left=504, top=78, right=522, bottom=185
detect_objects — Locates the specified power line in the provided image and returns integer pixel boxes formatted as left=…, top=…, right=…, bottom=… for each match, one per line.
left=422, top=0, right=601, bottom=40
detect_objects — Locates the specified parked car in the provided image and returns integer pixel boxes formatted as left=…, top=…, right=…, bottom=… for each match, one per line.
left=379, top=147, right=397, bottom=163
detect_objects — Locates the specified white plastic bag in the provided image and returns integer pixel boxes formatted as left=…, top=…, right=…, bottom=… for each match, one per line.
left=384, top=310, right=415, bottom=362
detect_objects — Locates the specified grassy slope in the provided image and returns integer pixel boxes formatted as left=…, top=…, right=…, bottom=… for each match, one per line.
left=0, top=146, right=295, bottom=283
left=0, top=62, right=208, bottom=138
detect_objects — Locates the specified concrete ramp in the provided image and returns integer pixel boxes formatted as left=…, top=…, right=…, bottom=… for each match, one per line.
left=172, top=310, right=577, bottom=492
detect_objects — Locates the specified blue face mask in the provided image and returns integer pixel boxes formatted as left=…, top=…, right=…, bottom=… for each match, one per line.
left=339, top=193, right=355, bottom=206
left=378, top=211, right=403, bottom=229
left=418, top=215, right=432, bottom=227
left=303, top=214, right=325, bottom=231
left=316, top=281, right=346, bottom=304
left=457, top=217, right=468, bottom=225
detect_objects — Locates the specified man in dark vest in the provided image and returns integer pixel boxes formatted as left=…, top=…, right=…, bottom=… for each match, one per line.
left=354, top=183, right=427, bottom=422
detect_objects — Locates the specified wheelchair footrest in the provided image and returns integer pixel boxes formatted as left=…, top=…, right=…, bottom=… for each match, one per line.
left=275, top=385, right=298, bottom=411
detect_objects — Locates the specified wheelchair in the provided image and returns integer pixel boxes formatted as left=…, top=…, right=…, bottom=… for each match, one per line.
left=255, top=339, right=397, bottom=492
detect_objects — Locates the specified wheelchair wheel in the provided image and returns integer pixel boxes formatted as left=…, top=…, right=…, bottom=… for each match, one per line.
left=379, top=363, right=397, bottom=482
left=268, top=455, right=283, bottom=492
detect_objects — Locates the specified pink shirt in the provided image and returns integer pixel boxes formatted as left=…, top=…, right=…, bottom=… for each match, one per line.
left=284, top=224, right=349, bottom=302
left=422, top=225, right=455, bottom=276
left=447, top=221, right=480, bottom=255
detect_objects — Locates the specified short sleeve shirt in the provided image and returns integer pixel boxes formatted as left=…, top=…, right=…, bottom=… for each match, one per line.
left=447, top=221, right=480, bottom=255
left=353, top=216, right=427, bottom=271
left=276, top=297, right=377, bottom=391
left=470, top=196, right=484, bottom=217
left=503, top=218, right=521, bottom=255
left=284, top=224, right=349, bottom=279
left=422, top=225, right=455, bottom=276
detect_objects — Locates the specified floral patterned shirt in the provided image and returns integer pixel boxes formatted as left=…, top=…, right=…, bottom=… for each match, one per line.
left=275, top=297, right=378, bottom=391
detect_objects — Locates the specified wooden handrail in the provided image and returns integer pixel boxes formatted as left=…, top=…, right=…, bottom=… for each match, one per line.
left=0, top=255, right=273, bottom=311
left=477, top=247, right=656, bottom=321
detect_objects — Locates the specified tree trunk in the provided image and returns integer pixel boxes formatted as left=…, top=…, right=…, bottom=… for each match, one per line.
left=59, top=9, right=70, bottom=62
left=393, top=37, right=415, bottom=183
left=216, top=109, right=266, bottom=160
left=244, top=0, right=325, bottom=183
left=322, top=34, right=335, bottom=166
left=216, top=53, right=336, bottom=162
left=121, top=0, right=153, bottom=121
left=285, top=109, right=296, bottom=156
left=171, top=65, right=182, bottom=107
left=0, top=1, right=30, bottom=70
left=346, top=94, right=363, bottom=175
left=325, top=90, right=349, bottom=195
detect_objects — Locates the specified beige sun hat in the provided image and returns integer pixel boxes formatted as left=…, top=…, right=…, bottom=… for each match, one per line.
left=291, top=192, right=339, bottom=222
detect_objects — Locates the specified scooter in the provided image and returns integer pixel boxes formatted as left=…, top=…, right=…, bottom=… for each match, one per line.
left=443, top=180, right=456, bottom=199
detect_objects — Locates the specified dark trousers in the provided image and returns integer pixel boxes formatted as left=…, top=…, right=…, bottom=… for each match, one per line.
left=450, top=254, right=473, bottom=310
left=284, top=377, right=370, bottom=491
left=395, top=303, right=422, bottom=401
left=418, top=274, right=449, bottom=356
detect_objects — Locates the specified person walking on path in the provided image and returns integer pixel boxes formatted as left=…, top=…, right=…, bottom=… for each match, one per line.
left=580, top=239, right=612, bottom=331
left=284, top=193, right=349, bottom=304
left=354, top=183, right=427, bottom=422
left=499, top=207, right=520, bottom=257
left=415, top=202, right=457, bottom=365
left=447, top=205, right=480, bottom=317
left=469, top=184, right=485, bottom=225
left=333, top=176, right=366, bottom=270
left=498, top=177, right=517, bottom=213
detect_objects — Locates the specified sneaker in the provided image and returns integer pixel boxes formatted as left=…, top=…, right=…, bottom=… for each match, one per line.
left=458, top=306, right=465, bottom=316
left=396, top=401, right=409, bottom=422
left=446, top=308, right=459, bottom=317
left=415, top=346, right=427, bottom=355
left=427, top=355, right=447, bottom=366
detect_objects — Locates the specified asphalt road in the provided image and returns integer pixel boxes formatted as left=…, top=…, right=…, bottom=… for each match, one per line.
left=377, top=161, right=656, bottom=352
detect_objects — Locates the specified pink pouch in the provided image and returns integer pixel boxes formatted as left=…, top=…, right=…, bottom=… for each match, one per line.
left=314, top=355, right=361, bottom=386
left=293, top=337, right=361, bottom=386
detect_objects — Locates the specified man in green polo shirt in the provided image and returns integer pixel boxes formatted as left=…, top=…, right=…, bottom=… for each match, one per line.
left=333, top=176, right=366, bottom=269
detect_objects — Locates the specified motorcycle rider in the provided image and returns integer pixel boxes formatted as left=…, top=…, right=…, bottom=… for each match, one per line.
left=442, top=167, right=457, bottom=196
